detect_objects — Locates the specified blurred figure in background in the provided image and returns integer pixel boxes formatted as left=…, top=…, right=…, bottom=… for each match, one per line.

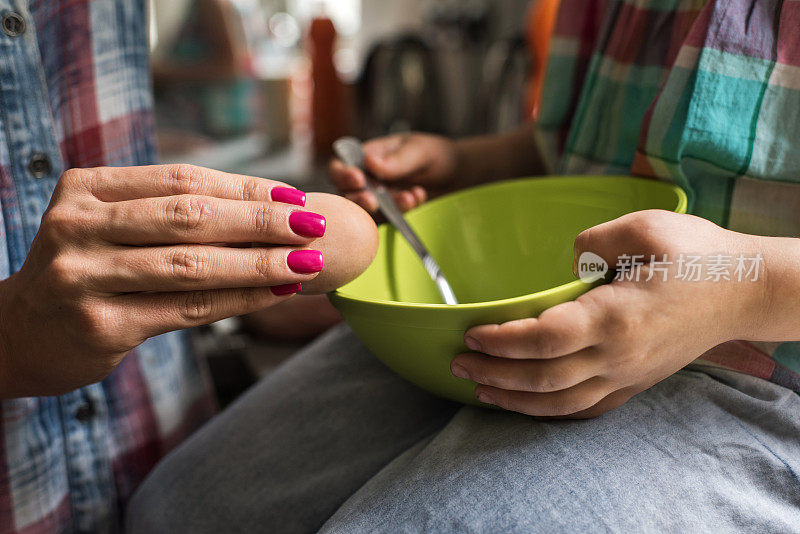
left=151, top=0, right=248, bottom=83
left=152, top=0, right=255, bottom=141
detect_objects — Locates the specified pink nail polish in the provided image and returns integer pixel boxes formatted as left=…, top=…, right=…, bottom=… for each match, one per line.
left=271, top=283, right=303, bottom=296
left=271, top=187, right=306, bottom=207
left=289, top=211, right=326, bottom=238
left=287, top=250, right=323, bottom=274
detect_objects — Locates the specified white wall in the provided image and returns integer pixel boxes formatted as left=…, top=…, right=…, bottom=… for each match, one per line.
left=356, top=0, right=428, bottom=59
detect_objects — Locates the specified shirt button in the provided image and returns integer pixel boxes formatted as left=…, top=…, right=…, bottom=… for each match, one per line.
left=75, top=401, right=96, bottom=423
left=1, top=13, right=25, bottom=37
left=28, top=153, right=52, bottom=178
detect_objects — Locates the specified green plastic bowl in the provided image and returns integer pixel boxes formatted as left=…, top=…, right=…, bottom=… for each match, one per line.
left=329, top=176, right=687, bottom=405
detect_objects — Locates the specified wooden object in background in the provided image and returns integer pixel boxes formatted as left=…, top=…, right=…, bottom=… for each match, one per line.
left=308, top=16, right=349, bottom=160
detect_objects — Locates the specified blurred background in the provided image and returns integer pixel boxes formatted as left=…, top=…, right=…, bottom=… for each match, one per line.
left=149, top=0, right=555, bottom=404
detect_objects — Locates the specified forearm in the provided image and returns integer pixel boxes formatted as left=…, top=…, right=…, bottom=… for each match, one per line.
left=0, top=274, right=38, bottom=400
left=453, top=122, right=548, bottom=187
left=747, top=235, right=800, bottom=341
left=0, top=277, right=14, bottom=397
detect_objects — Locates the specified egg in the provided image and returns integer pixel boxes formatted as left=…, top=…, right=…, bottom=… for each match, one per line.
left=300, top=192, right=378, bottom=295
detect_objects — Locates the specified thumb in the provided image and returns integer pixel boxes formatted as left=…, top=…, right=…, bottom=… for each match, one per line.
left=573, top=211, right=664, bottom=279
left=363, top=137, right=429, bottom=182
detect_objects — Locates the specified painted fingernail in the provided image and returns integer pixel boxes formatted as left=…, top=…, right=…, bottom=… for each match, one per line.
left=289, top=211, right=326, bottom=238
left=476, top=391, right=494, bottom=405
left=464, top=336, right=482, bottom=352
left=271, top=187, right=306, bottom=207
left=287, top=250, right=323, bottom=274
left=451, top=363, right=470, bottom=380
left=271, top=283, right=303, bottom=296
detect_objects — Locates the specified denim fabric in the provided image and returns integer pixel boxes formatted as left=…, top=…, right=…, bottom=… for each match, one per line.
left=128, top=326, right=800, bottom=533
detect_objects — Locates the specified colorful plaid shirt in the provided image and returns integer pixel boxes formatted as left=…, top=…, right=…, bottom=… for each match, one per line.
left=539, top=0, right=800, bottom=393
left=0, top=1, right=214, bottom=532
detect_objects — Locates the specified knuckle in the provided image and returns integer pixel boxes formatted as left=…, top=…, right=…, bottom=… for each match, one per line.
left=42, top=207, right=76, bottom=238
left=478, top=324, right=507, bottom=355
left=240, top=178, right=264, bottom=201
left=60, top=167, right=102, bottom=196
left=167, top=195, right=210, bottom=232
left=638, top=208, right=673, bottom=223
left=527, top=367, right=564, bottom=393
left=75, top=301, right=116, bottom=346
left=548, top=403, right=576, bottom=418
left=179, top=290, right=216, bottom=323
left=605, top=306, right=640, bottom=343
left=237, top=287, right=260, bottom=310
left=573, top=226, right=597, bottom=253
left=527, top=330, right=556, bottom=359
left=253, top=204, right=269, bottom=234
left=547, top=393, right=592, bottom=417
left=254, top=250, right=279, bottom=278
left=576, top=292, right=610, bottom=339
left=623, top=211, right=671, bottom=247
left=59, top=168, right=83, bottom=188
left=48, top=254, right=80, bottom=287
left=625, top=349, right=648, bottom=369
left=498, top=375, right=526, bottom=392
left=574, top=393, right=604, bottom=416
left=42, top=202, right=94, bottom=238
left=168, top=164, right=204, bottom=194
left=168, top=247, right=211, bottom=283
left=629, top=221, right=658, bottom=246
left=328, top=159, right=340, bottom=174
left=252, top=203, right=278, bottom=235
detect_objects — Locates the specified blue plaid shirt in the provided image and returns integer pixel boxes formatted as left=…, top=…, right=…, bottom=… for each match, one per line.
left=0, top=1, right=214, bottom=532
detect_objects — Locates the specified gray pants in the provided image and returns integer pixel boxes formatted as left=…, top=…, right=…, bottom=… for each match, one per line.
left=128, top=325, right=800, bottom=533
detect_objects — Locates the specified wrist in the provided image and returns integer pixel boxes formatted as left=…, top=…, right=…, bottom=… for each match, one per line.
left=727, top=233, right=769, bottom=341
left=721, top=231, right=798, bottom=342
left=745, top=234, right=800, bottom=341
left=453, top=123, right=545, bottom=188
left=451, top=138, right=479, bottom=187
left=452, top=135, right=509, bottom=188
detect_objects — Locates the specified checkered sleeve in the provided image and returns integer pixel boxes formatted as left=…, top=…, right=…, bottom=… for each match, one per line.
left=538, top=0, right=800, bottom=393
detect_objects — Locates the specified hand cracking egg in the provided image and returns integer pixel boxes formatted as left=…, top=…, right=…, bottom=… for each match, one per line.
left=299, top=192, right=378, bottom=295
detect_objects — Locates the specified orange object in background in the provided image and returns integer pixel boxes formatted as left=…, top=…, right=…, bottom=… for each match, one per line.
left=525, top=0, right=561, bottom=121
left=308, top=16, right=349, bottom=160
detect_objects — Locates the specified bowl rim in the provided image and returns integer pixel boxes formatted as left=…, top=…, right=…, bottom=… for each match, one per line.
left=330, top=175, right=688, bottom=310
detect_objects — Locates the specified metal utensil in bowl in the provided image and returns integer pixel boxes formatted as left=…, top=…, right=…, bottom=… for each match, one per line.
left=333, top=137, right=459, bottom=305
